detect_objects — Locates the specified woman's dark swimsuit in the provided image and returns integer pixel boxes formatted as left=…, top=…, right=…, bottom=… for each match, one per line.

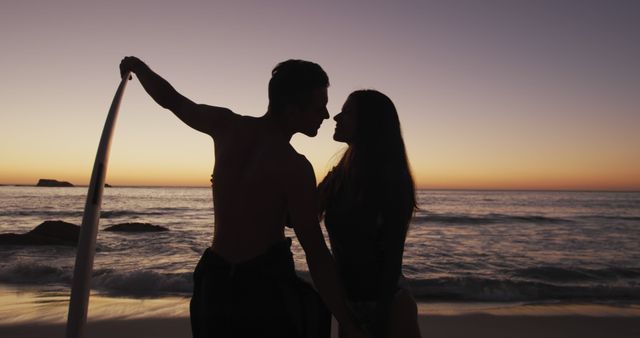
left=323, top=189, right=408, bottom=338
left=190, top=238, right=330, bottom=338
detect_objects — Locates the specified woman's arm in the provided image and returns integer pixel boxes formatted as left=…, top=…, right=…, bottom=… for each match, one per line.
left=287, top=157, right=368, bottom=338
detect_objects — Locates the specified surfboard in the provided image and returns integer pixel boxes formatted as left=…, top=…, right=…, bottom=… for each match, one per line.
left=66, top=72, right=131, bottom=338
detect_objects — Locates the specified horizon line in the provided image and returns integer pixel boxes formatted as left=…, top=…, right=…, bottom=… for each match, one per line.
left=1, top=183, right=638, bottom=193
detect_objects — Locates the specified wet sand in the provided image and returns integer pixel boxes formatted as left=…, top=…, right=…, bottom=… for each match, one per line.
left=1, top=286, right=639, bottom=338
left=1, top=314, right=639, bottom=338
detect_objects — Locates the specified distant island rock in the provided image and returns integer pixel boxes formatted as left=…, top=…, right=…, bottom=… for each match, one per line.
left=105, top=183, right=112, bottom=188
left=103, top=222, right=169, bottom=232
left=0, top=220, right=79, bottom=246
left=37, top=179, right=74, bottom=187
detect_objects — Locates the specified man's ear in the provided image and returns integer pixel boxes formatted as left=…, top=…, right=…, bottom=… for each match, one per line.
left=283, top=102, right=300, bottom=118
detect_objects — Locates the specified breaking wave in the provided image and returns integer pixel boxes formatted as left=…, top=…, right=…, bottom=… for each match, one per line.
left=1, top=262, right=638, bottom=301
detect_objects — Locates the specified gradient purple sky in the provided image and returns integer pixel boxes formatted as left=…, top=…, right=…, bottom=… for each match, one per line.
left=1, top=0, right=639, bottom=189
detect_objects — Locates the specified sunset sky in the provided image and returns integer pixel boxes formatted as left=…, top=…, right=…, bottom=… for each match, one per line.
left=1, top=0, right=639, bottom=190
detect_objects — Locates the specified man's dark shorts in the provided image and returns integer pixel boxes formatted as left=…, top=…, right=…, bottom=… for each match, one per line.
left=190, top=238, right=330, bottom=338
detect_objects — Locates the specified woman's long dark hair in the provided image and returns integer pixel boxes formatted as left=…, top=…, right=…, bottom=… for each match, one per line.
left=319, top=90, right=416, bottom=226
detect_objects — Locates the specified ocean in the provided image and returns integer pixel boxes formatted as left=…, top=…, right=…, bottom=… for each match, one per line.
left=1, top=186, right=639, bottom=303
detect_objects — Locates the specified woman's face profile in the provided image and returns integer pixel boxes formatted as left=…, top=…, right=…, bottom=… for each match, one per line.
left=333, top=98, right=357, bottom=144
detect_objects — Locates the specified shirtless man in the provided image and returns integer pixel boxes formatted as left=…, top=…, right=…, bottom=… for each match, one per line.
left=119, top=57, right=366, bottom=338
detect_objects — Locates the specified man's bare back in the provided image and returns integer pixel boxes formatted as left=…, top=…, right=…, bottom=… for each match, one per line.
left=119, top=56, right=368, bottom=338
left=211, top=115, right=312, bottom=262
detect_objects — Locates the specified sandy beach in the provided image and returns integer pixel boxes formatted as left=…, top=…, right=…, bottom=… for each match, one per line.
left=1, top=288, right=638, bottom=338
left=1, top=313, right=639, bottom=338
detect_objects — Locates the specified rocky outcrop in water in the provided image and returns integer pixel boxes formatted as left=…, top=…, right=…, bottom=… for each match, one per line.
left=36, top=179, right=74, bottom=187
left=103, top=223, right=169, bottom=232
left=0, top=220, right=79, bottom=246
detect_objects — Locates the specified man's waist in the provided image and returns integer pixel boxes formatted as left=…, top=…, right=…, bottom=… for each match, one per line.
left=203, top=237, right=295, bottom=273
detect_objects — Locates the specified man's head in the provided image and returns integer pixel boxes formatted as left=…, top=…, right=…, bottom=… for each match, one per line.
left=268, top=59, right=330, bottom=136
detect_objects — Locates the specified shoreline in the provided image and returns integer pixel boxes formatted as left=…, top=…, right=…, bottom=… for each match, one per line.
left=2, top=285, right=640, bottom=325
left=1, top=286, right=639, bottom=337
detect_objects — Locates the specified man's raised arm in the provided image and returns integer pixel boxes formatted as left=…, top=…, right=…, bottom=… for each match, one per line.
left=119, top=56, right=234, bottom=137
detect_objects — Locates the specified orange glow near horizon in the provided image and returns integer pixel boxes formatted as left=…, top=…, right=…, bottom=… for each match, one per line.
left=2, top=160, right=639, bottom=191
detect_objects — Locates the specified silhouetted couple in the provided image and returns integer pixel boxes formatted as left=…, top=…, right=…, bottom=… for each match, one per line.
left=120, top=57, right=420, bottom=338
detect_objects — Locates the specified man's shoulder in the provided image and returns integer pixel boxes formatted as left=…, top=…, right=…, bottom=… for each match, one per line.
left=216, top=114, right=260, bottom=142
left=276, top=143, right=308, bottom=164
left=288, top=151, right=312, bottom=169
left=281, top=151, right=314, bottom=181
left=227, top=113, right=255, bottom=129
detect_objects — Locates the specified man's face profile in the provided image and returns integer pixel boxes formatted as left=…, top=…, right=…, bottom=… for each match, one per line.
left=294, top=87, right=329, bottom=137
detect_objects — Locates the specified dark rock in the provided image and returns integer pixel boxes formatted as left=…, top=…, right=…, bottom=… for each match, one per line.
left=37, top=179, right=74, bottom=187
left=105, top=183, right=112, bottom=188
left=0, top=220, right=80, bottom=246
left=103, top=223, right=169, bottom=232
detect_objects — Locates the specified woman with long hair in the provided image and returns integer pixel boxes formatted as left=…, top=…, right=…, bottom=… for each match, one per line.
left=318, top=90, right=421, bottom=337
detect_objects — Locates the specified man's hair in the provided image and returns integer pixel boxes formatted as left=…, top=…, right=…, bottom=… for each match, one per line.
left=268, top=59, right=329, bottom=113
